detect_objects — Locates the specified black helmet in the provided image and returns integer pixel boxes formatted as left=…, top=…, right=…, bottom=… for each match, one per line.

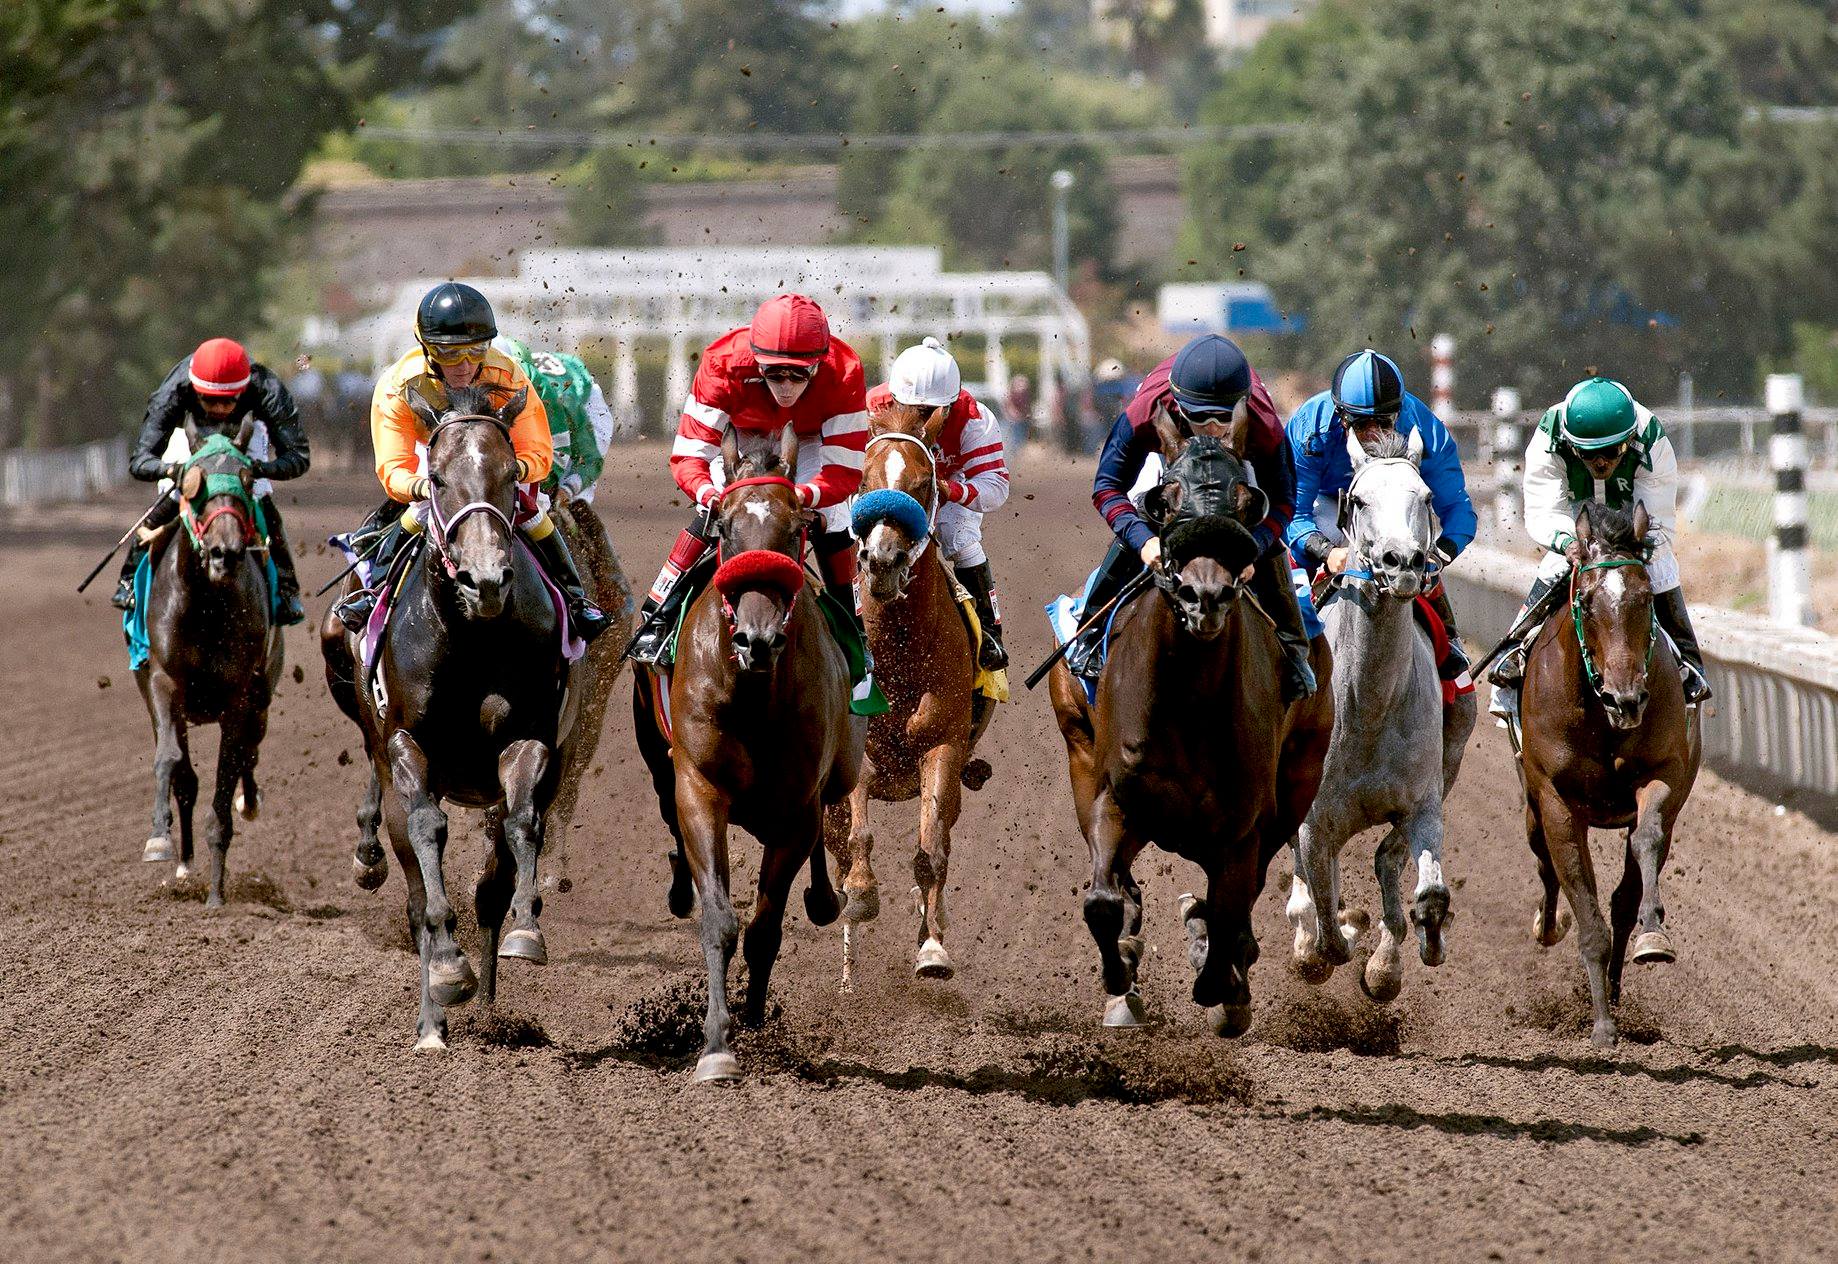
left=415, top=282, right=497, bottom=346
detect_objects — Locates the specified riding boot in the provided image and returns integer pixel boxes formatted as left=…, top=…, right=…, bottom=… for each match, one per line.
left=1421, top=580, right=1468, bottom=678
left=630, top=519, right=714, bottom=664
left=1066, top=539, right=1142, bottom=681
left=334, top=499, right=410, bottom=634
left=1251, top=550, right=1317, bottom=703
left=1486, top=574, right=1559, bottom=719
left=112, top=494, right=181, bottom=610
left=955, top=561, right=1008, bottom=671
left=816, top=529, right=860, bottom=624
left=526, top=515, right=609, bottom=642
left=257, top=495, right=305, bottom=626
left=1654, top=586, right=1712, bottom=705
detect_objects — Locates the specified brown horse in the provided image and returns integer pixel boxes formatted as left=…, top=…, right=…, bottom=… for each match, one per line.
left=136, top=419, right=284, bottom=909
left=834, top=399, right=995, bottom=988
left=1519, top=501, right=1701, bottom=1048
left=1050, top=421, right=1333, bottom=1034
left=632, top=426, right=860, bottom=1083
left=321, top=384, right=579, bottom=1050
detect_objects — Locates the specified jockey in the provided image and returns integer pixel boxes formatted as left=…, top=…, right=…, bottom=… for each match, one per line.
left=332, top=282, right=609, bottom=640
left=866, top=336, right=1011, bottom=670
left=1065, top=334, right=1317, bottom=702
left=114, top=337, right=310, bottom=625
left=627, top=293, right=868, bottom=663
left=493, top=335, right=615, bottom=506
left=1286, top=349, right=1478, bottom=674
left=1488, top=376, right=1710, bottom=716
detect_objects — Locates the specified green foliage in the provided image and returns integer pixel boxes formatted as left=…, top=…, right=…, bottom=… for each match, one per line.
left=1187, top=0, right=1838, bottom=404
left=564, top=149, right=658, bottom=247
left=3, top=0, right=476, bottom=447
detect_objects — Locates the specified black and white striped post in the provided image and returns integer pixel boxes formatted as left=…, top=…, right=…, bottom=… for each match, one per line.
left=1768, top=372, right=1815, bottom=627
left=1490, top=386, right=1523, bottom=541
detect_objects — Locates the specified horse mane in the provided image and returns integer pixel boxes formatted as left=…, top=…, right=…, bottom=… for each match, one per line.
left=731, top=449, right=787, bottom=480
left=1356, top=428, right=1411, bottom=461
left=442, top=383, right=497, bottom=419
left=1582, top=503, right=1641, bottom=555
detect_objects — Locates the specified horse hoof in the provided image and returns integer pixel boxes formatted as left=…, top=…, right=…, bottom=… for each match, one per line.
left=841, top=887, right=880, bottom=924
left=804, top=883, right=841, bottom=928
left=1293, top=954, right=1334, bottom=986
left=499, top=928, right=548, bottom=964
left=1533, top=906, right=1572, bottom=947
left=1208, top=1003, right=1253, bottom=1039
left=428, top=957, right=478, bottom=1008
left=143, top=836, right=174, bottom=863
left=414, top=1031, right=448, bottom=1052
left=1102, top=992, right=1147, bottom=1027
left=174, top=862, right=192, bottom=880
left=1360, top=963, right=1402, bottom=1006
left=233, top=787, right=260, bottom=820
left=1631, top=930, right=1676, bottom=965
left=1340, top=908, right=1372, bottom=935
left=1591, top=1019, right=1619, bottom=1049
left=693, top=1052, right=743, bottom=1084
left=959, top=758, right=993, bottom=791
left=353, top=855, right=388, bottom=891
left=915, top=938, right=954, bottom=979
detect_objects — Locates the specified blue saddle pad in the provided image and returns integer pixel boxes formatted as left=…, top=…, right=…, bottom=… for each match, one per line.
left=1045, top=565, right=1132, bottom=706
left=124, top=547, right=280, bottom=671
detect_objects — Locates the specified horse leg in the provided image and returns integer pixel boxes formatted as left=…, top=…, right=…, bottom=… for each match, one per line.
left=743, top=818, right=812, bottom=1029
left=1193, top=837, right=1262, bottom=1037
left=678, top=766, right=740, bottom=1083
left=1082, top=788, right=1148, bottom=1027
left=1526, top=796, right=1570, bottom=947
left=1405, top=802, right=1451, bottom=969
left=1361, top=824, right=1410, bottom=1004
left=496, top=738, right=552, bottom=966
left=142, top=669, right=187, bottom=867
left=387, top=732, right=476, bottom=1021
left=632, top=676, right=694, bottom=918
left=475, top=806, right=513, bottom=1006
left=201, top=711, right=258, bottom=909
left=353, top=764, right=389, bottom=890
left=233, top=699, right=268, bottom=823
left=1628, top=779, right=1680, bottom=967
left=380, top=774, right=445, bottom=1049
left=806, top=804, right=843, bottom=928
left=1536, top=786, right=1616, bottom=1047
left=1608, top=839, right=1641, bottom=1007
left=1290, top=815, right=1352, bottom=983
left=840, top=756, right=880, bottom=924
left=912, top=743, right=966, bottom=981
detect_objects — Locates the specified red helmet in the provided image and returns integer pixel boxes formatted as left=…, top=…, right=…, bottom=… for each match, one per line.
left=189, top=338, right=252, bottom=397
left=748, top=294, right=830, bottom=366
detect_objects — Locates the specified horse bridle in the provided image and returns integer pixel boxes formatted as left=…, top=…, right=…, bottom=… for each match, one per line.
left=860, top=430, right=940, bottom=563
left=1569, top=555, right=1657, bottom=696
left=1337, top=456, right=1438, bottom=595
left=713, top=473, right=807, bottom=640
left=422, top=414, right=517, bottom=579
left=178, top=443, right=262, bottom=555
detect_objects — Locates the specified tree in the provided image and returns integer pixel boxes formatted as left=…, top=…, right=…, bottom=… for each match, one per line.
left=565, top=148, right=657, bottom=247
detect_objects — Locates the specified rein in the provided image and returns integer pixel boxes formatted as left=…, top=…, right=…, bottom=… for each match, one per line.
left=861, top=430, right=939, bottom=562
left=422, top=414, right=516, bottom=579
left=1569, top=556, right=1657, bottom=695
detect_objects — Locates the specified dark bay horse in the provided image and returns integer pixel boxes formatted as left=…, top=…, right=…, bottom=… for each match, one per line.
left=632, top=427, right=859, bottom=1083
left=137, top=420, right=283, bottom=909
left=836, top=399, right=995, bottom=988
left=321, top=384, right=579, bottom=1050
left=1519, top=502, right=1701, bottom=1047
left=1049, top=421, right=1333, bottom=1035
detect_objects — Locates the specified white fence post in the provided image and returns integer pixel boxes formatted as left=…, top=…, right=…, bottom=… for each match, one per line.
left=1490, top=386, right=1522, bottom=541
left=1431, top=334, right=1455, bottom=421
left=1769, top=373, right=1815, bottom=627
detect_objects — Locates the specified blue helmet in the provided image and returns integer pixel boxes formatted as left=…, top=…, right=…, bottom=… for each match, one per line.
left=1332, top=349, right=1404, bottom=418
left=1170, top=335, right=1251, bottom=416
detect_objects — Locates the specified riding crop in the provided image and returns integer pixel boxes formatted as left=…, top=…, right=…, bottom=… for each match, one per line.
left=76, top=491, right=174, bottom=594
left=1469, top=577, right=1569, bottom=679
left=1023, top=568, right=1156, bottom=691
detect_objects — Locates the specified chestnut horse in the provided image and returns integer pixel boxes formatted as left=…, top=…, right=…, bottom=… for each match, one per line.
left=1050, top=420, right=1332, bottom=1035
left=1519, top=501, right=1701, bottom=1047
left=632, top=427, right=860, bottom=1083
left=136, top=419, right=283, bottom=908
left=321, top=384, right=579, bottom=1050
left=834, top=399, right=995, bottom=987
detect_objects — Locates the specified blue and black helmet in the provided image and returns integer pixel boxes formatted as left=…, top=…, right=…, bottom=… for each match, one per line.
left=1331, top=349, right=1404, bottom=419
left=1170, top=335, right=1251, bottom=416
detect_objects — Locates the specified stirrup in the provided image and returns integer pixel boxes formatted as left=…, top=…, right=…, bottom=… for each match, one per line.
left=1681, top=665, right=1712, bottom=707
left=570, top=599, right=610, bottom=643
left=111, top=577, right=136, bottom=612
left=979, top=632, right=1009, bottom=672
left=1065, top=634, right=1103, bottom=682
left=335, top=590, right=376, bottom=635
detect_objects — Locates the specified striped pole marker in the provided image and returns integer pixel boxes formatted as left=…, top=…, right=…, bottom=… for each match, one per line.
left=1490, top=386, right=1522, bottom=539
left=1768, top=372, right=1814, bottom=627
left=1431, top=333, right=1455, bottom=421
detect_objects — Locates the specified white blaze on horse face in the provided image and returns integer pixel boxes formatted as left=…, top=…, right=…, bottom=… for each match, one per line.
left=1414, top=848, right=1444, bottom=896
left=743, top=500, right=771, bottom=524
left=1360, top=461, right=1433, bottom=560
left=1602, top=566, right=1627, bottom=611
left=882, top=446, right=907, bottom=491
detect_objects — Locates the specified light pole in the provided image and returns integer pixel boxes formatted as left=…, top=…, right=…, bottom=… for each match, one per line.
left=1050, top=168, right=1074, bottom=293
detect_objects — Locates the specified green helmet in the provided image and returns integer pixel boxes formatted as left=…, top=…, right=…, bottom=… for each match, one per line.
left=1558, top=377, right=1638, bottom=450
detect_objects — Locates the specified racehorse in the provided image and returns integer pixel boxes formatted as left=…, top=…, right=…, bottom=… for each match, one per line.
left=136, top=418, right=283, bottom=909
left=1286, top=427, right=1476, bottom=1002
left=631, top=427, right=860, bottom=1082
left=1049, top=418, right=1332, bottom=1035
left=834, top=400, right=995, bottom=987
left=1519, top=502, right=1701, bottom=1047
left=320, top=384, right=579, bottom=1050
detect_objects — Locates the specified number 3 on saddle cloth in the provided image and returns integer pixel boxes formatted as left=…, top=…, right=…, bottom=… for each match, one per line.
left=1294, top=560, right=1475, bottom=705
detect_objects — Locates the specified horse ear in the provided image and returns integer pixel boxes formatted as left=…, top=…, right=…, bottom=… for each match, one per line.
left=233, top=416, right=255, bottom=450
left=1150, top=404, right=1185, bottom=462
left=921, top=402, right=951, bottom=449
left=497, top=386, right=528, bottom=428
left=778, top=423, right=799, bottom=474
left=238, top=465, right=255, bottom=495
left=720, top=426, right=743, bottom=480
left=181, top=415, right=202, bottom=454
left=1234, top=480, right=1270, bottom=527
left=1345, top=423, right=1369, bottom=470
left=1631, top=499, right=1649, bottom=543
left=1220, top=399, right=1251, bottom=458
left=1574, top=502, right=1595, bottom=545
left=1405, top=424, right=1425, bottom=467
left=403, top=385, right=442, bottom=432
left=180, top=465, right=205, bottom=502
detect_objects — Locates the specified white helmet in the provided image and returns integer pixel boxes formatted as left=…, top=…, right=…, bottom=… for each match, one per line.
left=888, top=336, right=961, bottom=408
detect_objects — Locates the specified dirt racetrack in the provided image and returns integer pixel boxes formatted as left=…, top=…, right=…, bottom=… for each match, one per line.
left=4, top=442, right=1837, bottom=1263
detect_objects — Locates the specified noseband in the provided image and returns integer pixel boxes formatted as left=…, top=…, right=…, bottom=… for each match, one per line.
left=423, top=414, right=517, bottom=579
left=1570, top=556, right=1657, bottom=697
left=860, top=430, right=939, bottom=563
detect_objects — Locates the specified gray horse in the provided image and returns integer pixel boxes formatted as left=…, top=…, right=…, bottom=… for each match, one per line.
left=1285, top=426, right=1477, bottom=1002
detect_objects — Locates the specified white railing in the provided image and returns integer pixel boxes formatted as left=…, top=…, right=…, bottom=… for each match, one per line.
left=1, top=437, right=128, bottom=507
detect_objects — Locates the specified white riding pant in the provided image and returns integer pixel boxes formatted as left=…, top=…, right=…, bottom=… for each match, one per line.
left=935, top=502, right=986, bottom=568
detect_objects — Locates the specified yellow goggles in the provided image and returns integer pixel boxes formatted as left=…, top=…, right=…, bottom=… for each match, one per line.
left=426, top=341, right=489, bottom=367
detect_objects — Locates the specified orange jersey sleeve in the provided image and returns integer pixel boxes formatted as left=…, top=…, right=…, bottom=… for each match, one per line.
left=368, top=349, right=552, bottom=501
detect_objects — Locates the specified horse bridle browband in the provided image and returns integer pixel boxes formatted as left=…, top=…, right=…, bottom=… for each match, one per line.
left=422, top=413, right=517, bottom=579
